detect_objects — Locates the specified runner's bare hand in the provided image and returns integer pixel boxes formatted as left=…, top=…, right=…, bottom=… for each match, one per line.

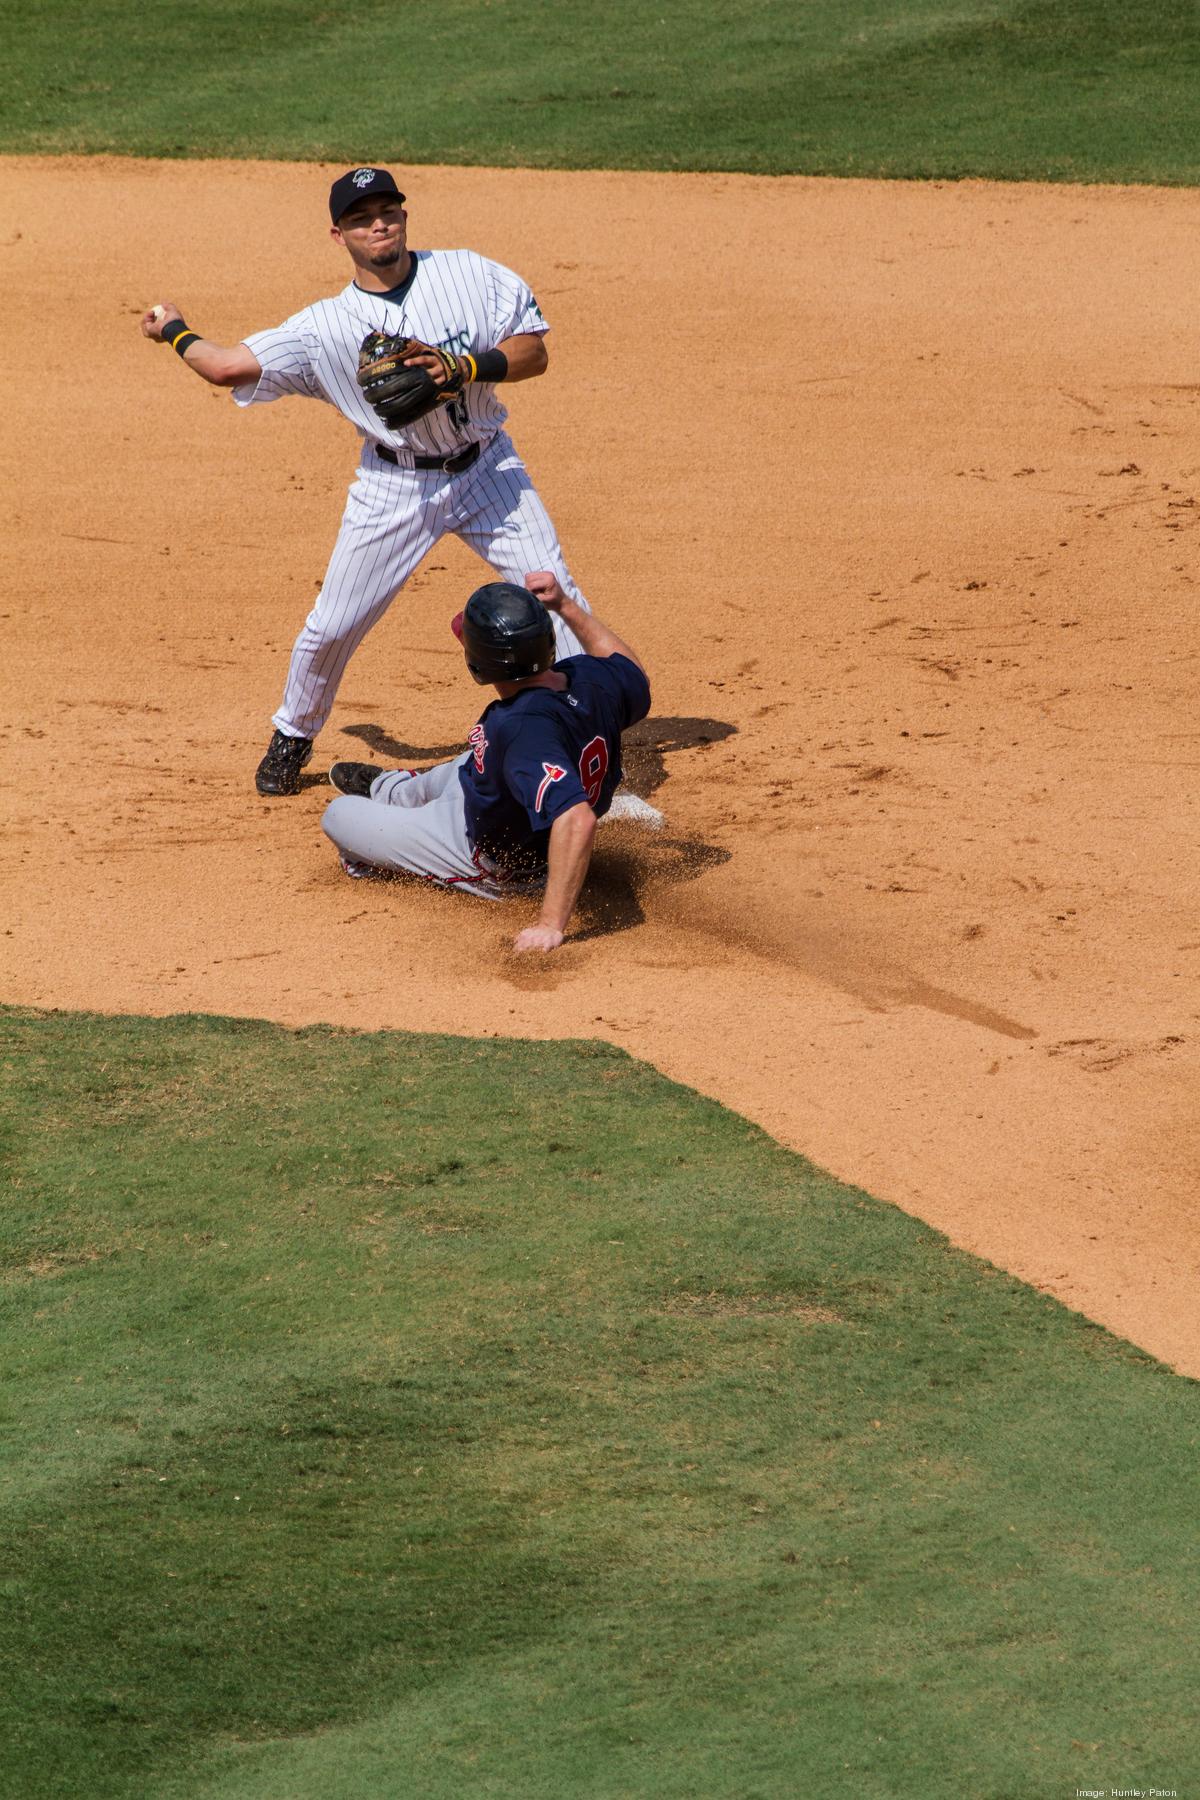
left=513, top=924, right=565, bottom=954
left=524, top=570, right=566, bottom=610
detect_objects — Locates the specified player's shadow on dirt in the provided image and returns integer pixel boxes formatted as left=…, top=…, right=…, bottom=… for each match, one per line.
left=621, top=715, right=737, bottom=800
left=291, top=723, right=466, bottom=790
left=339, top=723, right=465, bottom=762
left=578, top=715, right=738, bottom=942
left=575, top=831, right=730, bottom=943
left=336, top=715, right=737, bottom=795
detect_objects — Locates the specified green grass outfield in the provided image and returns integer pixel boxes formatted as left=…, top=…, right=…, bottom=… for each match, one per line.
left=1, top=1008, right=1196, bottom=1799
left=2, top=0, right=1200, bottom=182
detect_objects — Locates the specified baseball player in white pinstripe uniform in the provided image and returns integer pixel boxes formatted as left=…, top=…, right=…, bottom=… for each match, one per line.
left=140, top=165, right=591, bottom=795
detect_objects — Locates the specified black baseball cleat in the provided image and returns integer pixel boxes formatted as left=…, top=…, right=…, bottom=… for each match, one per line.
left=328, top=761, right=382, bottom=798
left=255, top=730, right=314, bottom=796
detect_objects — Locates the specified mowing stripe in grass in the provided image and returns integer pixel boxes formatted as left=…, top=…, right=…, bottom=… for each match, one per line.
left=2, top=0, right=1200, bottom=182
left=1, top=1007, right=1196, bottom=1799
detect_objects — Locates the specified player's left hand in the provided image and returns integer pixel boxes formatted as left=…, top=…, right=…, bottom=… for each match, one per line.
left=399, top=341, right=474, bottom=392
left=402, top=349, right=457, bottom=383
left=524, top=570, right=566, bottom=610
left=513, top=924, right=565, bottom=954
left=357, top=332, right=475, bottom=428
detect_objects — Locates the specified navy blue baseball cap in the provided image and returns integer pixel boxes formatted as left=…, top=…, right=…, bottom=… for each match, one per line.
left=329, top=167, right=406, bottom=223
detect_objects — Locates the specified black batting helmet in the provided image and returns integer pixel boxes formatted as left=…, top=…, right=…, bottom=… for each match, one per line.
left=458, top=583, right=556, bottom=685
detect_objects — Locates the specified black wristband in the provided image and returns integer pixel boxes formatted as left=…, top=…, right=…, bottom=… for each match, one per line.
left=161, top=318, right=200, bottom=357
left=472, top=348, right=508, bottom=383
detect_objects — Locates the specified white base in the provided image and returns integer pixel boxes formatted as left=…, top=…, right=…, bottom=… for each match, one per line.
left=604, top=793, right=665, bottom=830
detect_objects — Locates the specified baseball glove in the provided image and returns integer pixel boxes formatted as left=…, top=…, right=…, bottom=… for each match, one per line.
left=356, top=332, right=477, bottom=429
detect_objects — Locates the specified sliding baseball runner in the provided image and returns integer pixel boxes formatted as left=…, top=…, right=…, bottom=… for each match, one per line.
left=321, top=571, right=650, bottom=954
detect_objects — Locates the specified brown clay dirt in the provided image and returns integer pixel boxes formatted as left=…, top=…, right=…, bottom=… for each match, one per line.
left=2, top=158, right=1198, bottom=1370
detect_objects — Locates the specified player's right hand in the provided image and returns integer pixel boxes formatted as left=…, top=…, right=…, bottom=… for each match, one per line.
left=513, top=924, right=565, bottom=954
left=525, top=570, right=566, bottom=611
left=140, top=303, right=183, bottom=340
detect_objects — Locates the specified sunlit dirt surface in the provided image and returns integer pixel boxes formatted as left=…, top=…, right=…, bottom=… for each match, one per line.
left=3, top=159, right=1197, bottom=1369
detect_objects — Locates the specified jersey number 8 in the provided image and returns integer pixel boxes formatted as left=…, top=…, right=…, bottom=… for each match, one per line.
left=578, top=735, right=609, bottom=806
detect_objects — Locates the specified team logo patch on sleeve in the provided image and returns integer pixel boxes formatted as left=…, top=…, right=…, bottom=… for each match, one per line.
left=534, top=762, right=566, bottom=810
left=468, top=723, right=489, bottom=773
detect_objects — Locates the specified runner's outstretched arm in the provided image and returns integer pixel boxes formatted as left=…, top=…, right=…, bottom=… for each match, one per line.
left=513, top=802, right=597, bottom=954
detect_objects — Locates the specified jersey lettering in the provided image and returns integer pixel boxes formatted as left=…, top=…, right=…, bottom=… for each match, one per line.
left=238, top=249, right=548, bottom=456
left=535, top=762, right=567, bottom=811
left=469, top=723, right=488, bottom=774
left=445, top=328, right=473, bottom=430
left=578, top=735, right=609, bottom=807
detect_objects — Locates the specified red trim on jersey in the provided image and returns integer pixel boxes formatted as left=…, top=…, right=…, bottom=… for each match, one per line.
left=534, top=761, right=567, bottom=810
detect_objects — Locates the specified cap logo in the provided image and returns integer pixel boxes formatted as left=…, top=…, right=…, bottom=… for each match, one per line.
left=352, top=168, right=377, bottom=188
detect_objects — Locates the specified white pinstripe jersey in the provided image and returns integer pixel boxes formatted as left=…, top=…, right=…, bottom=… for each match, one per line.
left=232, top=249, right=548, bottom=459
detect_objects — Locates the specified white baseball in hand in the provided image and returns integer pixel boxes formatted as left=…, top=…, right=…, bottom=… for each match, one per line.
left=151, top=305, right=166, bottom=322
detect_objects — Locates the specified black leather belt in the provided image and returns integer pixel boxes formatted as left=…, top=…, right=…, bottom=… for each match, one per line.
left=374, top=441, right=481, bottom=475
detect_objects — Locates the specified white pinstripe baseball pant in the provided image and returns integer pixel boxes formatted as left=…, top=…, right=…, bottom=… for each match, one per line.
left=273, top=432, right=589, bottom=740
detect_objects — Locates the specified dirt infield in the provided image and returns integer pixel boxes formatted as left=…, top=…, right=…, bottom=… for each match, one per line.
left=2, top=159, right=1197, bottom=1370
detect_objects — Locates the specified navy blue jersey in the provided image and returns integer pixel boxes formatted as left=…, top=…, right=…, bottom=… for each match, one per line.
left=459, top=653, right=651, bottom=872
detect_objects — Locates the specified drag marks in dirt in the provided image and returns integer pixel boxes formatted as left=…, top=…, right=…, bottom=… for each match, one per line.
left=489, top=835, right=737, bottom=994
left=626, top=852, right=1041, bottom=1041
left=1045, top=1033, right=1186, bottom=1074
left=877, top=974, right=1036, bottom=1040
